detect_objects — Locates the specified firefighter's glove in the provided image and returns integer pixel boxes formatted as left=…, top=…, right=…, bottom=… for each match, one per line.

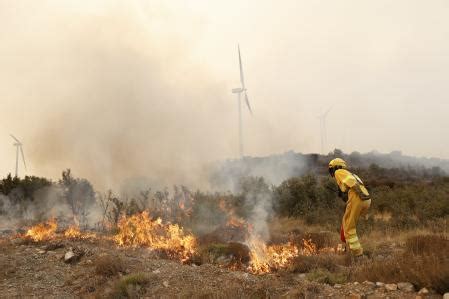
left=338, top=190, right=348, bottom=203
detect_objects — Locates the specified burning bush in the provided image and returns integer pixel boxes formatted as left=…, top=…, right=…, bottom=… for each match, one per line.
left=25, top=218, right=57, bottom=241
left=113, top=211, right=196, bottom=262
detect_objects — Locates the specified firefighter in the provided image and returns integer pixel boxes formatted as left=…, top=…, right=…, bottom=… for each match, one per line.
left=328, top=158, right=371, bottom=256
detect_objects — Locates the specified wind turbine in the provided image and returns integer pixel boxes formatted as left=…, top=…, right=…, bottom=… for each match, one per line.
left=317, top=106, right=332, bottom=155
left=231, top=45, right=252, bottom=158
left=10, top=134, right=27, bottom=177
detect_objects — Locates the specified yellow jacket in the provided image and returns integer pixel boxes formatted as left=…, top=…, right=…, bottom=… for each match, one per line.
left=334, top=169, right=370, bottom=200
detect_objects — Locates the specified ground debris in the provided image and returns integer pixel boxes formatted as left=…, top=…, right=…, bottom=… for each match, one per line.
left=64, top=247, right=85, bottom=264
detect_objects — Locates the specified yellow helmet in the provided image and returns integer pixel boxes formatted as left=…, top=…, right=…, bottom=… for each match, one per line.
left=328, top=158, right=347, bottom=177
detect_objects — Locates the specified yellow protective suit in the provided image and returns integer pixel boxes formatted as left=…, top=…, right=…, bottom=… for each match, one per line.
left=334, top=169, right=371, bottom=256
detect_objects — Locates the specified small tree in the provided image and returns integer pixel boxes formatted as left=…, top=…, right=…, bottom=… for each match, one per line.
left=59, top=169, right=95, bottom=227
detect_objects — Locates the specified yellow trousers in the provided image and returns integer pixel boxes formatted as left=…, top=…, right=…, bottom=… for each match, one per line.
left=342, top=190, right=371, bottom=256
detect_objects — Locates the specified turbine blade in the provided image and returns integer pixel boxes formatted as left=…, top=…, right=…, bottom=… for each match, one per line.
left=20, top=146, right=27, bottom=171
left=10, top=134, right=20, bottom=143
left=238, top=45, right=245, bottom=89
left=244, top=92, right=252, bottom=114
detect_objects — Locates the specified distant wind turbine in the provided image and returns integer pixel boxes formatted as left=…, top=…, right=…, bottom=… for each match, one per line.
left=231, top=44, right=253, bottom=158
left=317, top=106, right=332, bottom=155
left=10, top=134, right=27, bottom=177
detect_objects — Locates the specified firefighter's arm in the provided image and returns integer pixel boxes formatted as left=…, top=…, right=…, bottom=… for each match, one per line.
left=335, top=169, right=357, bottom=191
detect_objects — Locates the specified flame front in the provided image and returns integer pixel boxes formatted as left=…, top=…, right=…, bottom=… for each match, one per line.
left=64, top=226, right=96, bottom=239
left=25, top=218, right=57, bottom=241
left=113, top=211, right=196, bottom=262
left=247, top=238, right=319, bottom=274
left=247, top=238, right=299, bottom=274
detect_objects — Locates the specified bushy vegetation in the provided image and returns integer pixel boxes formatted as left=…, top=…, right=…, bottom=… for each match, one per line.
left=0, top=170, right=95, bottom=227
left=1, top=150, right=448, bottom=233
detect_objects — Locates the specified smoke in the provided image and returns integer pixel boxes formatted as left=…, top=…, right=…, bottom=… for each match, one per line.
left=210, top=151, right=308, bottom=192
left=246, top=192, right=273, bottom=242
left=0, top=186, right=66, bottom=229
left=0, top=1, right=236, bottom=190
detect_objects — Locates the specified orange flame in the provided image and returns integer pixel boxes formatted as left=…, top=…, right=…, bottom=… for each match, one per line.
left=247, top=238, right=299, bottom=274
left=25, top=218, right=57, bottom=242
left=64, top=226, right=96, bottom=239
left=247, top=238, right=319, bottom=274
left=113, top=211, right=196, bottom=262
left=219, top=199, right=250, bottom=230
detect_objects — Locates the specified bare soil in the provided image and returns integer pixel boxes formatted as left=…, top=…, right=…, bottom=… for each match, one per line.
left=1, top=235, right=440, bottom=299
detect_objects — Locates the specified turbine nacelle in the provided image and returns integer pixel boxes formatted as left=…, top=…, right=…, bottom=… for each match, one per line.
left=232, top=88, right=246, bottom=94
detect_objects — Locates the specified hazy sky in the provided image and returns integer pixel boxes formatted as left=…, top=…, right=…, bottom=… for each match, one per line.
left=0, top=0, right=448, bottom=188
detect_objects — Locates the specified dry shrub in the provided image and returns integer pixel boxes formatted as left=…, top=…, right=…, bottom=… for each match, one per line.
left=305, top=232, right=335, bottom=250
left=306, top=268, right=347, bottom=285
left=289, top=254, right=344, bottom=273
left=405, top=234, right=448, bottom=255
left=399, top=253, right=449, bottom=294
left=352, top=238, right=449, bottom=295
left=352, top=256, right=402, bottom=283
left=197, top=242, right=250, bottom=265
left=111, top=273, right=150, bottom=299
left=94, top=255, right=125, bottom=277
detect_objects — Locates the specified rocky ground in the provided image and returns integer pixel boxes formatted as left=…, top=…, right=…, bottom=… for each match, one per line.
left=0, top=235, right=445, bottom=299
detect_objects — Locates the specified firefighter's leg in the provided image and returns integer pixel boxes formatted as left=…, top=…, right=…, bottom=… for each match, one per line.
left=342, top=193, right=364, bottom=256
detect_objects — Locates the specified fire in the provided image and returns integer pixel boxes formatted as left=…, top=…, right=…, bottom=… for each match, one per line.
left=247, top=238, right=319, bottom=274
left=64, top=226, right=96, bottom=239
left=219, top=199, right=251, bottom=230
left=247, top=238, right=299, bottom=274
left=113, top=211, right=196, bottom=262
left=25, top=218, right=57, bottom=242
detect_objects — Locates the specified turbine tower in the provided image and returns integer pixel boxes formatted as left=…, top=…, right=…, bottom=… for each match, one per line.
left=10, top=134, right=27, bottom=177
left=318, top=106, right=332, bottom=155
left=231, top=45, right=252, bottom=158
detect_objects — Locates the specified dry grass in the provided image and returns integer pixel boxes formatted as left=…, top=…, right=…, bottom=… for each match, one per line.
left=405, top=234, right=448, bottom=255
left=196, top=242, right=250, bottom=265
left=288, top=254, right=347, bottom=273
left=306, top=268, right=347, bottom=285
left=94, top=255, right=125, bottom=277
left=110, top=273, right=151, bottom=299
left=352, top=234, right=449, bottom=294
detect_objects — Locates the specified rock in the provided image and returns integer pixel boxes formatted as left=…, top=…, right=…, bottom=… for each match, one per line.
left=443, top=293, right=449, bottom=299
left=375, top=282, right=385, bottom=288
left=385, top=284, right=397, bottom=291
left=64, top=250, right=75, bottom=262
left=295, top=273, right=306, bottom=281
left=348, top=294, right=363, bottom=299
left=215, top=255, right=231, bottom=266
left=64, top=248, right=83, bottom=264
left=37, top=249, right=46, bottom=254
left=353, top=282, right=360, bottom=285
left=418, top=288, right=429, bottom=294
left=152, top=269, right=161, bottom=274
left=162, top=281, right=169, bottom=288
left=415, top=296, right=423, bottom=299
left=397, top=282, right=414, bottom=292
left=363, top=281, right=375, bottom=287
left=334, top=284, right=342, bottom=289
